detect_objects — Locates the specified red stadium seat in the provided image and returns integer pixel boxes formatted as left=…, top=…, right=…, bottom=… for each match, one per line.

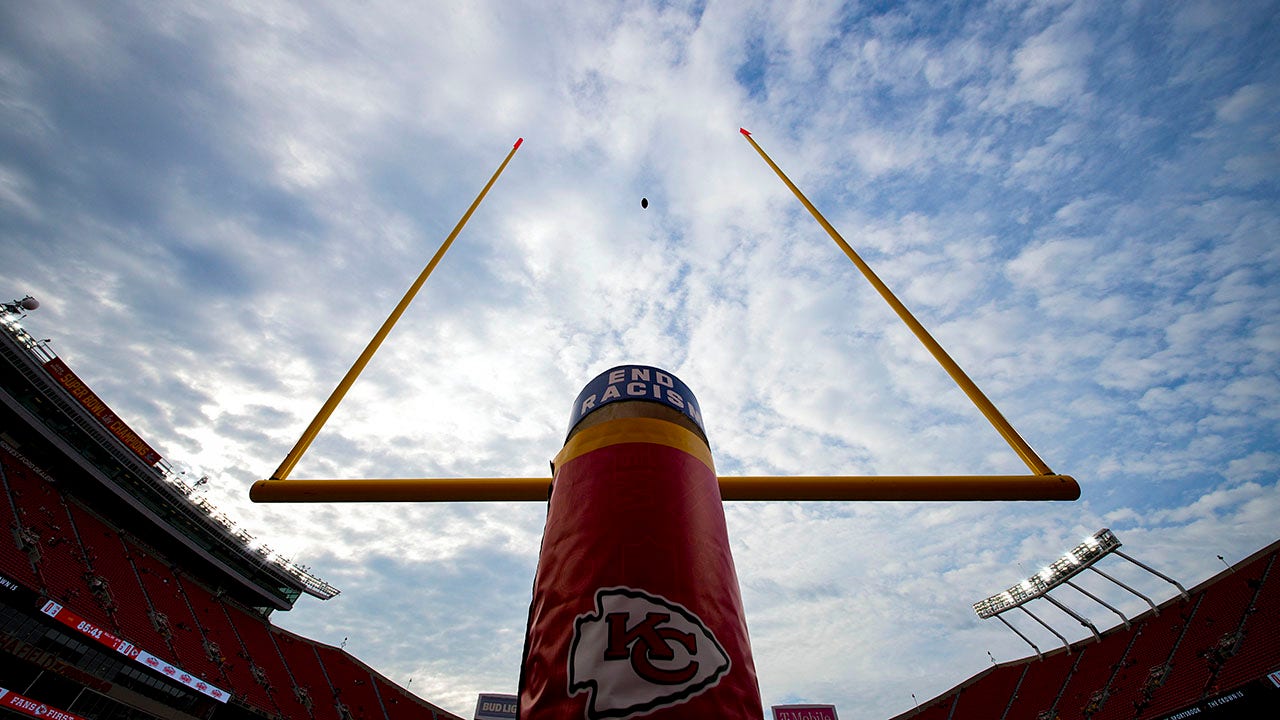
left=950, top=662, right=1025, bottom=720
left=225, top=602, right=318, bottom=717
left=314, top=643, right=388, bottom=720
left=1212, top=550, right=1280, bottom=692
left=1051, top=629, right=1132, bottom=720
left=174, top=573, right=277, bottom=713
left=0, top=451, right=46, bottom=588
left=272, top=628, right=344, bottom=720
left=126, top=540, right=229, bottom=686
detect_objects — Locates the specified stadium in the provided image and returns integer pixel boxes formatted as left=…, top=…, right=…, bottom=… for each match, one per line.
left=891, top=533, right=1279, bottom=720
left=1, top=301, right=460, bottom=719
left=3, top=293, right=1279, bottom=720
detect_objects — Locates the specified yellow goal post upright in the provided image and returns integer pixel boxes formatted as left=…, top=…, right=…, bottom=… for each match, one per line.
left=260, top=137, right=526, bottom=485
left=249, top=132, right=1077, bottom=504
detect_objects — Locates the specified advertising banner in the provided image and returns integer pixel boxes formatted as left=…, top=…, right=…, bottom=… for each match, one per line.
left=40, top=600, right=139, bottom=658
left=39, top=600, right=228, bottom=703
left=42, top=356, right=162, bottom=465
left=475, top=693, right=518, bottom=719
left=0, top=687, right=87, bottom=720
left=773, top=704, right=839, bottom=720
left=135, top=649, right=230, bottom=703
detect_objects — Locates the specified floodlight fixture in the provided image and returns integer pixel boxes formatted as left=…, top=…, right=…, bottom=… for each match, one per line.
left=973, top=529, right=1120, bottom=618
left=974, top=529, right=1189, bottom=657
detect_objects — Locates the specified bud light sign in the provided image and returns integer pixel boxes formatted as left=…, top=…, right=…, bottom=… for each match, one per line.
left=772, top=704, right=839, bottom=720
left=474, top=693, right=517, bottom=720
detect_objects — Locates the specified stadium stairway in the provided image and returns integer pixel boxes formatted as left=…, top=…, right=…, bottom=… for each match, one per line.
left=1003, top=645, right=1075, bottom=718
left=128, top=537, right=230, bottom=686
left=4, top=458, right=107, bottom=626
left=1141, top=560, right=1259, bottom=717
left=1053, top=628, right=1133, bottom=720
left=177, top=568, right=281, bottom=714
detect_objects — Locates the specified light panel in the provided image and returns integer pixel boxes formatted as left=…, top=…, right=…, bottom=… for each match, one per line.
left=973, top=529, right=1120, bottom=618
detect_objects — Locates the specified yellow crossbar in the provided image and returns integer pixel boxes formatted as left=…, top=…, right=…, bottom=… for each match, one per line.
left=249, top=474, right=1078, bottom=502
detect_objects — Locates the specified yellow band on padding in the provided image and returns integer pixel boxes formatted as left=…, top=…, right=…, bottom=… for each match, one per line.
left=554, top=417, right=715, bottom=473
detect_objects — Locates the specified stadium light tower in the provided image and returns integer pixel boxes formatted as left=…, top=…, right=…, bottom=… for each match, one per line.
left=0, top=296, right=56, bottom=362
left=974, top=529, right=1189, bottom=657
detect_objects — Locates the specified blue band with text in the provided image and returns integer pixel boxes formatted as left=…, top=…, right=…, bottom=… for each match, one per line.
left=567, top=365, right=704, bottom=438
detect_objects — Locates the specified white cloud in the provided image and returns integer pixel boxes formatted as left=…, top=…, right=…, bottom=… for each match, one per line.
left=1052, top=194, right=1108, bottom=227
left=1010, top=19, right=1092, bottom=108
left=1214, top=82, right=1268, bottom=123
left=0, top=165, right=40, bottom=220
left=1216, top=151, right=1280, bottom=188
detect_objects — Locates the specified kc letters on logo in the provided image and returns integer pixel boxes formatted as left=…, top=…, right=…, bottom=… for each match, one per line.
left=569, top=587, right=730, bottom=719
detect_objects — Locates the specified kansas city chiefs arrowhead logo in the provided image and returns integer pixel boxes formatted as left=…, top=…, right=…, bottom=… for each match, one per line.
left=569, top=587, right=730, bottom=719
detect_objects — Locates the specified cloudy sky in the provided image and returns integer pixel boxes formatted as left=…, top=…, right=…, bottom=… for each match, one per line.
left=2, top=0, right=1278, bottom=717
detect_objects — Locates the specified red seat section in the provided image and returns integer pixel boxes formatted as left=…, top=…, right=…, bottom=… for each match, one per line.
left=60, top=502, right=139, bottom=632
left=1143, top=572, right=1257, bottom=716
left=1053, top=628, right=1133, bottom=720
left=126, top=540, right=227, bottom=687
left=380, top=679, right=440, bottom=720
left=1090, top=602, right=1189, bottom=720
left=1, top=456, right=117, bottom=632
left=949, top=663, right=1023, bottom=720
left=315, top=643, right=387, bottom=720
left=173, top=573, right=275, bottom=714
left=86, top=519, right=175, bottom=656
left=1214, top=551, right=1280, bottom=692
left=273, top=630, right=344, bottom=720
left=1003, top=648, right=1074, bottom=719
left=0, top=441, right=445, bottom=718
left=885, top=544, right=1280, bottom=720
left=224, top=603, right=316, bottom=718
left=0, top=450, right=47, bottom=589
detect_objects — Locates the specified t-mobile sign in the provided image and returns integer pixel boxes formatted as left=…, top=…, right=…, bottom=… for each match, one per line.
left=772, top=704, right=839, bottom=720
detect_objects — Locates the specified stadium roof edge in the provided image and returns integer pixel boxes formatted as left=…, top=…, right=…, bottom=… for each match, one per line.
left=0, top=312, right=337, bottom=607
left=0, top=392, right=294, bottom=610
